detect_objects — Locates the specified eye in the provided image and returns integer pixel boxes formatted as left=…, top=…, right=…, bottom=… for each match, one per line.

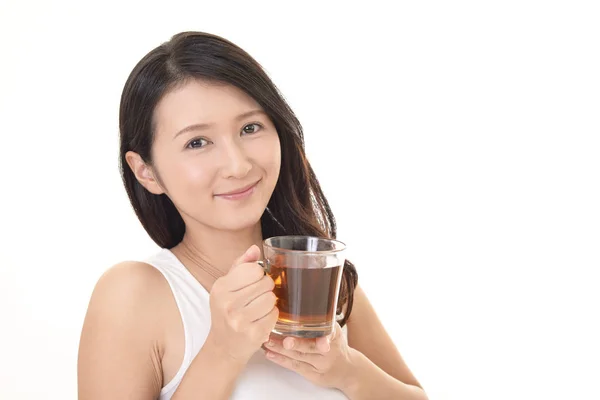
left=241, top=123, right=263, bottom=135
left=186, top=137, right=211, bottom=149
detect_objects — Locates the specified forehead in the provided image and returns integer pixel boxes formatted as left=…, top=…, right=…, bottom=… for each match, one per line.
left=153, top=79, right=262, bottom=134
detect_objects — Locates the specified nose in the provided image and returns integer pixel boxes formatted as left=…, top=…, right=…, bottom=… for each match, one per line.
left=220, top=139, right=252, bottom=179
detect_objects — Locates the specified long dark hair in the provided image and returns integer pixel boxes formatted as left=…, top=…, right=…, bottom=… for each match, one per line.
left=118, top=31, right=358, bottom=326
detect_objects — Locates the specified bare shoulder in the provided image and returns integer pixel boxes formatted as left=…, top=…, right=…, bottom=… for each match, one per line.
left=78, top=260, right=171, bottom=399
left=93, top=260, right=168, bottom=301
left=81, top=259, right=172, bottom=348
left=84, top=260, right=170, bottom=320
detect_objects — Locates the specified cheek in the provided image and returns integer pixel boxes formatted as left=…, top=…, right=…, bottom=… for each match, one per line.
left=163, top=157, right=215, bottom=197
left=266, top=149, right=282, bottom=177
left=185, top=160, right=211, bottom=184
left=259, top=136, right=282, bottom=176
left=182, top=160, right=215, bottom=195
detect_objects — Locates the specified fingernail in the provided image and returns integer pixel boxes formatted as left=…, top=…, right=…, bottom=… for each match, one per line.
left=284, top=338, right=294, bottom=350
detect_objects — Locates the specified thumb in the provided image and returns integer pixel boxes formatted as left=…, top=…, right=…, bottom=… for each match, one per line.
left=231, top=244, right=261, bottom=269
left=316, top=335, right=331, bottom=353
left=317, top=322, right=340, bottom=352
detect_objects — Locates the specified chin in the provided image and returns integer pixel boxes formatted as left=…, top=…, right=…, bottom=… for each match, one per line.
left=214, top=207, right=266, bottom=232
left=217, top=217, right=261, bottom=232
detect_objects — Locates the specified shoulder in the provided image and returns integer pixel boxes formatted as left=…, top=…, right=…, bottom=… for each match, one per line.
left=79, top=261, right=172, bottom=370
left=83, top=260, right=172, bottom=332
left=95, top=260, right=167, bottom=295
left=78, top=260, right=172, bottom=397
left=93, top=260, right=167, bottom=299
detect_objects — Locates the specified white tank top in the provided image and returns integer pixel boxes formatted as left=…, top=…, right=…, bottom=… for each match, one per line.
left=144, top=248, right=349, bottom=400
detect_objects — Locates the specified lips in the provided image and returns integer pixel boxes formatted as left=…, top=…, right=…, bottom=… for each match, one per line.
left=215, top=180, right=260, bottom=197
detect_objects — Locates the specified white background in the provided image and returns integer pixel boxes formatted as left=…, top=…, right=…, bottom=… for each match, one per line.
left=1, top=1, right=599, bottom=399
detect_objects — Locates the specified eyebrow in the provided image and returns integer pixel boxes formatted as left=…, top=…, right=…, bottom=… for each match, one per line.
left=173, top=109, right=267, bottom=139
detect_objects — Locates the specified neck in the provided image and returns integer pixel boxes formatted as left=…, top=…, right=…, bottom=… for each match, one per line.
left=173, top=221, right=264, bottom=278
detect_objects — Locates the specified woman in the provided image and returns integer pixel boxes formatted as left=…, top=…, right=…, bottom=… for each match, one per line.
left=77, top=31, right=427, bottom=400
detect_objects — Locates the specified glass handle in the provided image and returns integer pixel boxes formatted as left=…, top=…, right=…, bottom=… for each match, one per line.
left=257, top=260, right=269, bottom=274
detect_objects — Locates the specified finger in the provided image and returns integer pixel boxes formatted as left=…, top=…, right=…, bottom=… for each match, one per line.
left=281, top=336, right=330, bottom=354
left=231, top=245, right=261, bottom=270
left=256, top=306, right=279, bottom=338
left=264, top=349, right=323, bottom=378
left=235, top=262, right=267, bottom=290
left=264, top=341, right=325, bottom=369
left=315, top=336, right=331, bottom=353
left=261, top=305, right=279, bottom=327
left=229, top=274, right=274, bottom=309
left=223, top=245, right=263, bottom=291
left=242, top=291, right=277, bottom=323
left=323, top=322, right=342, bottom=348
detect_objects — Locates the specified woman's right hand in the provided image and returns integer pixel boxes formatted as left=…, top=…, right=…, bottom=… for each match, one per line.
left=206, top=245, right=279, bottom=363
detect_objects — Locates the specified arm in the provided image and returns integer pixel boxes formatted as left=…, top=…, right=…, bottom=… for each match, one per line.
left=77, top=262, right=247, bottom=400
left=77, top=262, right=166, bottom=399
left=170, top=333, right=246, bottom=399
left=343, top=284, right=428, bottom=400
left=343, top=350, right=427, bottom=400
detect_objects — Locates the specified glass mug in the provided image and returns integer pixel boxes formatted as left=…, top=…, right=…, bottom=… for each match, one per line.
left=257, top=236, right=346, bottom=338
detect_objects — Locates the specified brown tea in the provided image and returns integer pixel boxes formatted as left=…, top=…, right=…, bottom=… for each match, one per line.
left=268, top=263, right=343, bottom=337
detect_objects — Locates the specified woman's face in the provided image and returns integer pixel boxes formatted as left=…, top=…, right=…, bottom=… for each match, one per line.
left=141, top=79, right=281, bottom=232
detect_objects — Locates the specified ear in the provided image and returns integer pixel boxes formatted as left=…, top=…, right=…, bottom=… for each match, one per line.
left=125, top=151, right=165, bottom=195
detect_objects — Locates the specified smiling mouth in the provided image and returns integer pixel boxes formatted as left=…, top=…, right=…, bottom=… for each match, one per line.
left=214, top=180, right=261, bottom=199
